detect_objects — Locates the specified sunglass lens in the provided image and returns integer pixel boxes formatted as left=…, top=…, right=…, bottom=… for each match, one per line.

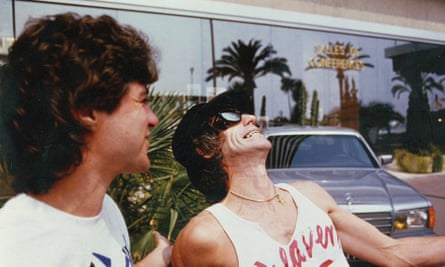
left=219, top=112, right=241, bottom=122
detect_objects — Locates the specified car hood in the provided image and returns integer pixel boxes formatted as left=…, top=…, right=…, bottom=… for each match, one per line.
left=268, top=168, right=431, bottom=213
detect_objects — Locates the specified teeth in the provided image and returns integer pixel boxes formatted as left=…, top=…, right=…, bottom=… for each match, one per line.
left=245, top=130, right=260, bottom=139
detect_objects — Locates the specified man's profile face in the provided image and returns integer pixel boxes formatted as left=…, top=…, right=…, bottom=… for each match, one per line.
left=89, top=82, right=159, bottom=175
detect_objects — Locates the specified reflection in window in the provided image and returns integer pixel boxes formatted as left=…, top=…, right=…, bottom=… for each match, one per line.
left=8, top=1, right=445, bottom=154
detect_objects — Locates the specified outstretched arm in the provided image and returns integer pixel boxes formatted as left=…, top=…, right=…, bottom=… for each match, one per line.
left=332, top=204, right=445, bottom=266
left=294, top=181, right=445, bottom=267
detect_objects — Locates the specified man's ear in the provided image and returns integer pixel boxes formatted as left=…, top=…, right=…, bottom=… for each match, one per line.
left=195, top=147, right=214, bottom=159
left=72, top=107, right=96, bottom=126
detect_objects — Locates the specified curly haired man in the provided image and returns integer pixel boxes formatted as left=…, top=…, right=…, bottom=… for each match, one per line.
left=0, top=13, right=171, bottom=267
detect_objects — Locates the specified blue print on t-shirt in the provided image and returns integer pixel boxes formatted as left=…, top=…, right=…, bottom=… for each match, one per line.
left=92, top=253, right=111, bottom=267
left=91, top=246, right=132, bottom=267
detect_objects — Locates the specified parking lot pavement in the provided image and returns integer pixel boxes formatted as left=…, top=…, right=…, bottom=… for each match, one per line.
left=386, top=167, right=445, bottom=235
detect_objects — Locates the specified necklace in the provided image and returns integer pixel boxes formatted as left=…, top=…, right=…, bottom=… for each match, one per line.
left=230, top=187, right=286, bottom=205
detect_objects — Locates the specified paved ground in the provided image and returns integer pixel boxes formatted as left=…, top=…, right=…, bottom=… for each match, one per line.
left=385, top=165, right=445, bottom=235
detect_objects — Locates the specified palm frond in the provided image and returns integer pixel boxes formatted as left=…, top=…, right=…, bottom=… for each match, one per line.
left=205, top=39, right=292, bottom=108
left=391, top=84, right=411, bottom=98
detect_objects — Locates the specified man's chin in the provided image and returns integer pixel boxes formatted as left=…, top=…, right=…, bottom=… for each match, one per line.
left=127, top=159, right=151, bottom=174
left=145, top=157, right=152, bottom=170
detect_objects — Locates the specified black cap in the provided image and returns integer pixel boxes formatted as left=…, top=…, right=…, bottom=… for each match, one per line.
left=172, top=88, right=252, bottom=169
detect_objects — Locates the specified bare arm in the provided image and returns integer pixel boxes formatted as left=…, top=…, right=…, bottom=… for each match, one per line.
left=293, top=181, right=445, bottom=267
left=172, top=212, right=236, bottom=267
left=332, top=203, right=445, bottom=266
left=134, top=231, right=172, bottom=267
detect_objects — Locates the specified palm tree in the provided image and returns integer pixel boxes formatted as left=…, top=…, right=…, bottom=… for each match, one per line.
left=206, top=39, right=291, bottom=112
left=280, top=77, right=307, bottom=124
left=108, top=92, right=209, bottom=261
left=391, top=73, right=445, bottom=99
left=391, top=72, right=445, bottom=153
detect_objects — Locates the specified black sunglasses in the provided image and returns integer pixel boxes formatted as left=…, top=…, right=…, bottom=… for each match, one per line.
left=210, top=111, right=242, bottom=130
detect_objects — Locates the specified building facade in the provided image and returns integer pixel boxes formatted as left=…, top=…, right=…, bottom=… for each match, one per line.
left=1, top=0, right=445, bottom=152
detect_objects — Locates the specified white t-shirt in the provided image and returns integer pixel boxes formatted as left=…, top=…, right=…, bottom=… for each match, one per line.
left=206, top=183, right=350, bottom=267
left=0, top=193, right=133, bottom=267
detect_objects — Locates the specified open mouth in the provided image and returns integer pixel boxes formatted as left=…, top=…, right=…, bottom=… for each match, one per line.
left=244, top=130, right=260, bottom=139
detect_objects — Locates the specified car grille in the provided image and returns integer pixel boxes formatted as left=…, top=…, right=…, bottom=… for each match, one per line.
left=354, top=211, right=393, bottom=235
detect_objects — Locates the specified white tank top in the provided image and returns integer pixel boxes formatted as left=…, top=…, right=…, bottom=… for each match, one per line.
left=206, top=183, right=350, bottom=267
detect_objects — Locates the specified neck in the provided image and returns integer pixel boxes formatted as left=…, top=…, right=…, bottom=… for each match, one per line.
left=223, top=149, right=277, bottom=202
left=228, top=158, right=270, bottom=185
left=226, top=167, right=276, bottom=201
left=30, top=162, right=113, bottom=217
left=230, top=186, right=286, bottom=205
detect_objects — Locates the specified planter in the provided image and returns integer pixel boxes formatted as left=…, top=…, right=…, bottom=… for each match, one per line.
left=394, top=149, right=443, bottom=173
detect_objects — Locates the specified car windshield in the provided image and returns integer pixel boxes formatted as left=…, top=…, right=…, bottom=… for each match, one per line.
left=266, top=134, right=379, bottom=169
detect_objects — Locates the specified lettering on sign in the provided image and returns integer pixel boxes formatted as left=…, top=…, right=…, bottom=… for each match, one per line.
left=306, top=42, right=367, bottom=71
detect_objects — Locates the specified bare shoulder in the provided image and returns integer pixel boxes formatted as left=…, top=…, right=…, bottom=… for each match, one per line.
left=178, top=211, right=223, bottom=244
left=289, top=181, right=337, bottom=212
left=172, top=210, right=235, bottom=267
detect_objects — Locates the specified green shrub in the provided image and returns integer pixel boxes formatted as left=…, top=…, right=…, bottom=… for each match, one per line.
left=431, top=144, right=444, bottom=172
left=394, top=149, right=431, bottom=173
left=394, top=145, right=444, bottom=173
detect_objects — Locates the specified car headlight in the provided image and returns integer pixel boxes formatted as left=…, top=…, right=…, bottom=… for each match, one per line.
left=394, top=207, right=435, bottom=231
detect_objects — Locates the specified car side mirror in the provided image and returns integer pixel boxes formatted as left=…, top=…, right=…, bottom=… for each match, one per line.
left=378, top=154, right=393, bottom=165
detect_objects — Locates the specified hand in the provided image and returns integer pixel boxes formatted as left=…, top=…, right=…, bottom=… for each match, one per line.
left=134, top=231, right=172, bottom=267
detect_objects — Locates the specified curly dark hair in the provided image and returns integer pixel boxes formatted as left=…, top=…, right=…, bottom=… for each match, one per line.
left=189, top=122, right=228, bottom=203
left=0, top=13, right=159, bottom=194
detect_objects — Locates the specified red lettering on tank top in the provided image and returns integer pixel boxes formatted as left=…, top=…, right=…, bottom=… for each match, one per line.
left=302, top=231, right=314, bottom=258
left=315, top=225, right=335, bottom=249
left=289, top=240, right=306, bottom=267
left=254, top=262, right=267, bottom=267
left=279, top=247, right=289, bottom=267
left=253, top=223, right=338, bottom=266
left=320, top=259, right=333, bottom=267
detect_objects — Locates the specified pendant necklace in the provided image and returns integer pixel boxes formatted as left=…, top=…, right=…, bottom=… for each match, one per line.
left=230, top=187, right=286, bottom=205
